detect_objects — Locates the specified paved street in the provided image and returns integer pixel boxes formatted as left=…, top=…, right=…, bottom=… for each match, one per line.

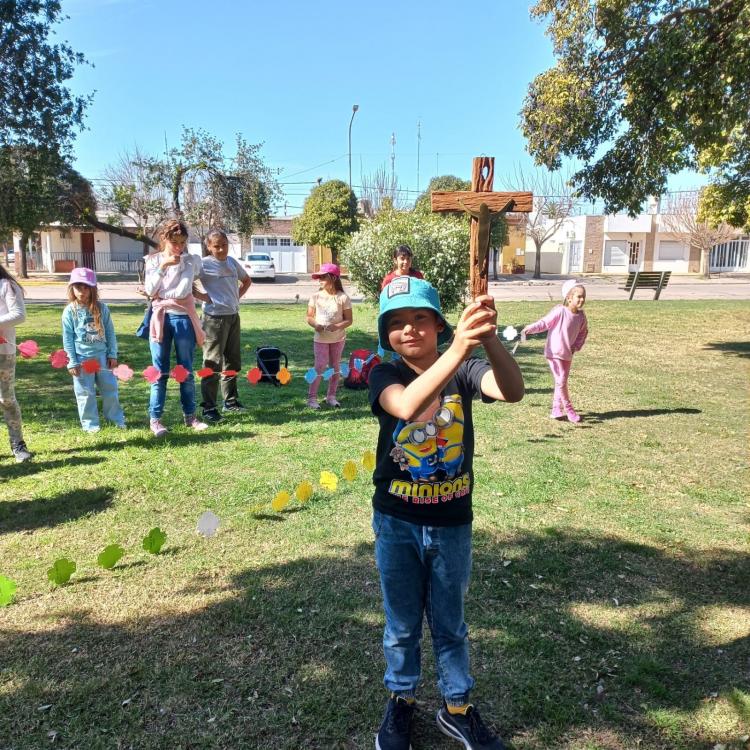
left=18, top=272, right=750, bottom=304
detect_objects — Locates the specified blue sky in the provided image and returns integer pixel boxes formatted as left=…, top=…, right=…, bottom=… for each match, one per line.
left=59, top=0, right=703, bottom=213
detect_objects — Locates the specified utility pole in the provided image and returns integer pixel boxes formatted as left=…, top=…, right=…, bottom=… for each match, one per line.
left=390, top=132, right=396, bottom=187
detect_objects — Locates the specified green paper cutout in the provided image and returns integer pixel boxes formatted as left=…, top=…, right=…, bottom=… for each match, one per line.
left=0, top=575, right=18, bottom=606
left=142, top=527, right=167, bottom=554
left=97, top=544, right=125, bottom=570
left=48, top=558, right=76, bottom=585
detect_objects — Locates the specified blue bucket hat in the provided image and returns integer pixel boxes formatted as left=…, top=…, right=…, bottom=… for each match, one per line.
left=377, top=277, right=453, bottom=353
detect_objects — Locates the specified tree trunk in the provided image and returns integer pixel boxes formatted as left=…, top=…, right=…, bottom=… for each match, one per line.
left=80, top=214, right=158, bottom=250
left=18, top=232, right=29, bottom=279
left=330, top=245, right=339, bottom=265
left=533, top=238, right=542, bottom=280
left=700, top=247, right=711, bottom=279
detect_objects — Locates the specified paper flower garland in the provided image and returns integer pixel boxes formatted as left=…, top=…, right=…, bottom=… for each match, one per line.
left=196, top=367, right=213, bottom=378
left=246, top=367, right=262, bottom=384
left=142, top=365, right=161, bottom=384
left=47, top=558, right=76, bottom=585
left=276, top=367, right=292, bottom=385
left=17, top=340, right=40, bottom=358
left=304, top=368, right=318, bottom=384
left=48, top=349, right=69, bottom=369
left=320, top=471, right=338, bottom=492
left=502, top=326, right=518, bottom=341
left=322, top=367, right=335, bottom=381
left=97, top=544, right=125, bottom=570
left=222, top=369, right=238, bottom=378
left=0, top=575, right=17, bottom=607
left=112, top=364, right=134, bottom=382
left=196, top=511, right=220, bottom=538
left=362, top=450, right=376, bottom=472
left=81, top=358, right=101, bottom=374
left=295, top=481, right=313, bottom=503
left=142, top=527, right=167, bottom=554
left=170, top=365, right=189, bottom=383
left=272, top=491, right=291, bottom=512
left=342, top=460, right=358, bottom=481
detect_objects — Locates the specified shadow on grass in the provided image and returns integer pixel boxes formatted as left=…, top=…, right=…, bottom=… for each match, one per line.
left=703, top=340, right=750, bottom=358
left=0, top=455, right=106, bottom=479
left=0, top=485, right=114, bottom=535
left=586, top=407, right=701, bottom=422
left=48, top=430, right=259, bottom=453
left=2, top=529, right=748, bottom=749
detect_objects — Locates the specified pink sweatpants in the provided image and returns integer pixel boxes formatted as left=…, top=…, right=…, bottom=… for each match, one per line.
left=547, top=357, right=573, bottom=411
left=309, top=340, right=346, bottom=400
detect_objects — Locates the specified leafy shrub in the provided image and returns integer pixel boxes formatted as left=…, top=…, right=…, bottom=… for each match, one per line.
left=342, top=209, right=470, bottom=309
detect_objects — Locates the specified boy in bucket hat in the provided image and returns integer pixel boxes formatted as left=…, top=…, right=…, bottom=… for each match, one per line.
left=368, top=277, right=524, bottom=750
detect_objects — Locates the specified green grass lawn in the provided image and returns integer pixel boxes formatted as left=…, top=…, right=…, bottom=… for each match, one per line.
left=1, top=300, right=748, bottom=750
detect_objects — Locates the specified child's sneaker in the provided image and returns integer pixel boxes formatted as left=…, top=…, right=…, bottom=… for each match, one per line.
left=565, top=407, right=581, bottom=423
left=83, top=426, right=101, bottom=434
left=202, top=408, right=223, bottom=424
left=184, top=414, right=209, bottom=431
left=11, top=440, right=32, bottom=463
left=223, top=400, right=246, bottom=414
left=325, top=397, right=341, bottom=408
left=307, top=399, right=321, bottom=410
left=376, top=694, right=415, bottom=750
left=549, top=406, right=565, bottom=419
left=436, top=702, right=506, bottom=749
left=150, top=418, right=168, bottom=437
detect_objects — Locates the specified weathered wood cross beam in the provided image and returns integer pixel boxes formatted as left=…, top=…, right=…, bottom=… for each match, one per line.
left=431, top=156, right=533, bottom=298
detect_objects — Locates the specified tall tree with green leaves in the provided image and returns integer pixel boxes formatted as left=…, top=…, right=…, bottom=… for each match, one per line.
left=521, top=0, right=749, bottom=221
left=292, top=180, right=358, bottom=265
left=1, top=0, right=92, bottom=273
left=0, top=147, right=96, bottom=276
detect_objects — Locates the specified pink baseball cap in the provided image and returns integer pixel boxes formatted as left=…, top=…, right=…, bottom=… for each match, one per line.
left=68, top=267, right=97, bottom=287
left=312, top=263, right=341, bottom=279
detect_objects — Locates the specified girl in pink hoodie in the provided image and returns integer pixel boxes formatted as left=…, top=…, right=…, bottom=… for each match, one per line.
left=522, top=279, right=588, bottom=423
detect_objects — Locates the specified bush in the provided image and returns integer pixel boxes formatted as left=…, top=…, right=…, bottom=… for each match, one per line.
left=342, top=209, right=470, bottom=310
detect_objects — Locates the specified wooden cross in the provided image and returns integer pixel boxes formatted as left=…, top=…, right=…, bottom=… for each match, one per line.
left=431, top=156, right=533, bottom=298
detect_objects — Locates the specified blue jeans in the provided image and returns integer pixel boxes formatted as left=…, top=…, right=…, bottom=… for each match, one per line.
left=148, top=314, right=197, bottom=419
left=72, top=353, right=124, bottom=430
left=372, top=509, right=475, bottom=705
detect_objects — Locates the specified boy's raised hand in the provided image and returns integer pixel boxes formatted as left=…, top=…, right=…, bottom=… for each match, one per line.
left=451, top=298, right=497, bottom=358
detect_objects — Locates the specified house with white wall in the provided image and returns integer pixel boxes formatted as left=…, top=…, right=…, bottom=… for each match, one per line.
left=524, top=204, right=749, bottom=275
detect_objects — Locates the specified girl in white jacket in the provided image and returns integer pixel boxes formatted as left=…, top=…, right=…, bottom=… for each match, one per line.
left=0, top=266, right=31, bottom=462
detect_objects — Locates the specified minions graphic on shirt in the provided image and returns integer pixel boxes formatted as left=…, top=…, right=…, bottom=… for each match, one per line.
left=388, top=395, right=470, bottom=504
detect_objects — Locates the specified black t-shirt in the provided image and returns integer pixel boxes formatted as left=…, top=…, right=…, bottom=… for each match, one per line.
left=368, top=357, right=494, bottom=526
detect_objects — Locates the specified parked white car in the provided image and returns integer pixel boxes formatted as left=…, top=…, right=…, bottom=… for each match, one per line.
left=243, top=253, right=276, bottom=281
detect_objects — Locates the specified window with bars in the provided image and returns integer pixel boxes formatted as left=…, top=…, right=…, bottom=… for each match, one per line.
left=280, top=238, right=291, bottom=246
left=628, top=241, right=641, bottom=265
left=267, top=238, right=278, bottom=246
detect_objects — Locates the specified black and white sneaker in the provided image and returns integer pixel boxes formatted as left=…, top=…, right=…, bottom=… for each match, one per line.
left=11, top=440, right=32, bottom=463
left=202, top=408, right=223, bottom=424
left=376, top=695, right=415, bottom=750
left=436, top=702, right=506, bottom=750
left=223, top=400, right=246, bottom=414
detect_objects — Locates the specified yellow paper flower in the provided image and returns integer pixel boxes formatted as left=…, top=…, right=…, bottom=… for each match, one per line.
left=342, top=460, right=358, bottom=481
left=320, top=471, right=338, bottom=492
left=362, top=450, right=376, bottom=472
left=272, top=491, right=291, bottom=512
left=276, top=367, right=292, bottom=385
left=295, top=481, right=314, bottom=503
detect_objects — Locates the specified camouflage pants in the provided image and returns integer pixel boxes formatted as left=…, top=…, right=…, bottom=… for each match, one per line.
left=0, top=353, right=24, bottom=446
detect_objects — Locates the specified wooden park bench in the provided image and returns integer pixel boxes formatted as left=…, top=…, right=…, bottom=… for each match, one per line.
left=623, top=270, right=672, bottom=300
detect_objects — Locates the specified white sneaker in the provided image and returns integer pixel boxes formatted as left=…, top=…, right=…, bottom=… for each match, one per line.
left=184, top=414, right=209, bottom=431
left=150, top=418, right=168, bottom=437
left=325, top=397, right=341, bottom=408
left=307, top=399, right=321, bottom=410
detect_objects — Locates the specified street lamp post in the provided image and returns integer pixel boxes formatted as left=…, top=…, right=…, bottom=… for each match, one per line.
left=348, top=104, right=359, bottom=190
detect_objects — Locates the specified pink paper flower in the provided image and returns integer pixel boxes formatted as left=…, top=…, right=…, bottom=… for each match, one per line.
left=0, top=336, right=7, bottom=344
left=16, top=340, right=40, bottom=358
left=49, top=349, right=70, bottom=369
left=112, top=364, right=134, bottom=382
left=246, top=367, right=262, bottom=385
left=142, top=365, right=162, bottom=384
left=81, top=359, right=101, bottom=374
left=170, top=364, right=190, bottom=383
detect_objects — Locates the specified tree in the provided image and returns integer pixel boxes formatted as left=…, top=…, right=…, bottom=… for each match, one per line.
left=0, top=0, right=91, bottom=152
left=359, top=164, right=406, bottom=213
left=342, top=210, right=469, bottom=309
left=521, top=0, right=749, bottom=218
left=86, top=129, right=280, bottom=251
left=414, top=175, right=508, bottom=277
left=292, top=180, right=358, bottom=265
left=661, top=190, right=738, bottom=278
left=504, top=167, right=577, bottom=280
left=97, top=146, right=170, bottom=254
left=0, top=147, right=95, bottom=277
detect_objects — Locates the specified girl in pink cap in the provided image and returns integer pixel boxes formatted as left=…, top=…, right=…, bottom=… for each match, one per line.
left=305, top=263, right=352, bottom=408
left=521, top=279, right=588, bottom=423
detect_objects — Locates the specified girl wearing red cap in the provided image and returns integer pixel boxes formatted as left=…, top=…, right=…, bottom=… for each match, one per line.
left=305, top=263, right=352, bottom=408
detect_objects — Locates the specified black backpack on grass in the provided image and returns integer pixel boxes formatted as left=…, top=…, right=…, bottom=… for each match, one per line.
left=256, top=346, right=288, bottom=386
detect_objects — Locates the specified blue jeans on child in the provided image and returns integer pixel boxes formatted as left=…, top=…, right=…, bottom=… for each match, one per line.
left=72, top=353, right=124, bottom=431
left=372, top=509, right=475, bottom=705
left=148, top=313, right=197, bottom=419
